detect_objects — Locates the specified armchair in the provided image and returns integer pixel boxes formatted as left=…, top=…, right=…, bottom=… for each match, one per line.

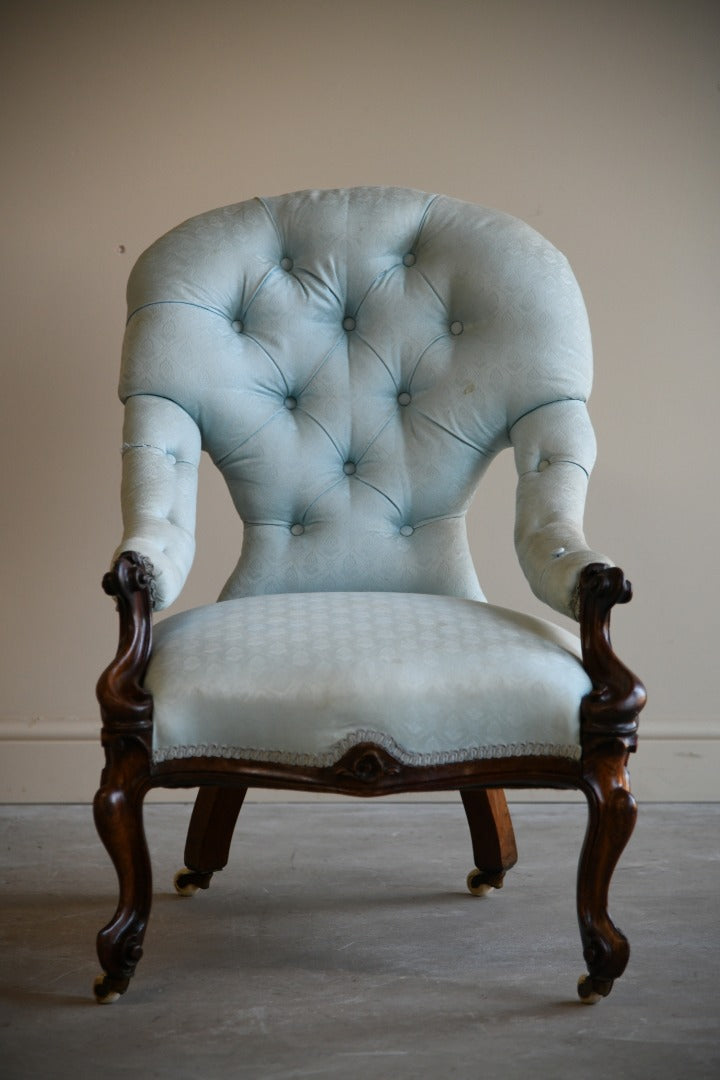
left=94, top=187, right=645, bottom=1003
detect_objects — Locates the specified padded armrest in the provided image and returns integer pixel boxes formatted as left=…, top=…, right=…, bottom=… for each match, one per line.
left=512, top=399, right=612, bottom=619
left=113, top=394, right=202, bottom=609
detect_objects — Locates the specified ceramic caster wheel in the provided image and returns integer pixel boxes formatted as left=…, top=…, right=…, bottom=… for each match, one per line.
left=466, top=869, right=501, bottom=896
left=577, top=974, right=612, bottom=1004
left=174, top=867, right=213, bottom=895
left=93, top=974, right=123, bottom=1004
left=174, top=868, right=202, bottom=896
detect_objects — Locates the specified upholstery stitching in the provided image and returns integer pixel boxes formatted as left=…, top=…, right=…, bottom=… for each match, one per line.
left=518, top=458, right=590, bottom=480
left=411, top=408, right=491, bottom=457
left=254, top=196, right=285, bottom=253
left=239, top=264, right=282, bottom=320
left=295, top=265, right=344, bottom=310
left=214, top=406, right=286, bottom=466
left=410, top=193, right=440, bottom=249
left=255, top=197, right=346, bottom=311
left=121, top=391, right=200, bottom=429
left=126, top=299, right=227, bottom=325
left=299, top=408, right=345, bottom=459
left=507, top=397, right=587, bottom=436
left=353, top=408, right=399, bottom=467
left=120, top=442, right=197, bottom=468
left=412, top=511, right=466, bottom=530
left=298, top=476, right=346, bottom=521
left=353, top=261, right=403, bottom=320
left=296, top=334, right=345, bottom=396
left=352, top=475, right=402, bottom=518
left=240, top=334, right=290, bottom=395
left=353, top=331, right=398, bottom=390
left=242, top=519, right=303, bottom=530
left=408, top=333, right=447, bottom=388
left=413, top=268, right=449, bottom=314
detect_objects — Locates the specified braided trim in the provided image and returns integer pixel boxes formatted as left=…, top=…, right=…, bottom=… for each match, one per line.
left=153, top=729, right=581, bottom=767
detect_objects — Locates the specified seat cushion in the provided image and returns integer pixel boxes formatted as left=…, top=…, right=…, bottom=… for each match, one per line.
left=146, top=592, right=589, bottom=767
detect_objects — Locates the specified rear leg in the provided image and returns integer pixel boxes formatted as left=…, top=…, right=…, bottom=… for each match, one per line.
left=461, top=788, right=518, bottom=895
left=174, top=786, right=247, bottom=895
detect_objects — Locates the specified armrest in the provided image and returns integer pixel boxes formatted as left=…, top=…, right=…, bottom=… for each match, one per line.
left=96, top=551, right=154, bottom=741
left=113, top=394, right=201, bottom=610
left=578, top=563, right=647, bottom=746
left=511, top=399, right=613, bottom=619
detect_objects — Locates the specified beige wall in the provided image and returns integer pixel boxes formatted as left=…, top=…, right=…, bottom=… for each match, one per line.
left=1, top=0, right=718, bottom=800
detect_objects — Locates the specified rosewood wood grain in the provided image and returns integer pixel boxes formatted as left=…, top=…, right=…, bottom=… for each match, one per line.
left=150, top=748, right=582, bottom=796
left=577, top=741, right=637, bottom=998
left=96, top=551, right=154, bottom=749
left=180, top=786, right=249, bottom=891
left=179, top=779, right=519, bottom=899
left=93, top=552, right=155, bottom=1001
left=576, top=563, right=646, bottom=999
left=578, top=563, right=646, bottom=746
left=461, top=789, right=518, bottom=889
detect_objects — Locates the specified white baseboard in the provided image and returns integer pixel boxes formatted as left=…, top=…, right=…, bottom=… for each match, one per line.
left=1, top=716, right=717, bottom=803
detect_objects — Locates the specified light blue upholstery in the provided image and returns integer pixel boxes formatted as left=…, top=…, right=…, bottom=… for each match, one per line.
left=113, top=187, right=610, bottom=765
left=148, top=593, right=589, bottom=766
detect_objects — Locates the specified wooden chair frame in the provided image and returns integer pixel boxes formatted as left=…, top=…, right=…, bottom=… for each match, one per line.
left=93, top=552, right=645, bottom=1003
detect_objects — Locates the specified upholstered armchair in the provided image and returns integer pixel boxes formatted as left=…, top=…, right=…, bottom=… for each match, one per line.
left=94, top=187, right=645, bottom=1003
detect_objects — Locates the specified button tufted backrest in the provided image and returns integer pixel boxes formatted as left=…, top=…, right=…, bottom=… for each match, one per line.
left=116, top=187, right=609, bottom=617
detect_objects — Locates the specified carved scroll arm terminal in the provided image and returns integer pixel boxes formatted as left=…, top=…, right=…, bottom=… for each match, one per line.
left=577, top=563, right=647, bottom=745
left=96, top=551, right=155, bottom=739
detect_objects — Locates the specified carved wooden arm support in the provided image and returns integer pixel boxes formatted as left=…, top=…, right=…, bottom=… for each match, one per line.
left=96, top=551, right=155, bottom=741
left=578, top=563, right=647, bottom=746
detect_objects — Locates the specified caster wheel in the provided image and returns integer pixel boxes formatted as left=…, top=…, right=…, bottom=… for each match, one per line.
left=93, top=974, right=122, bottom=1004
left=174, top=867, right=213, bottom=895
left=174, top=868, right=200, bottom=896
left=466, top=868, right=502, bottom=896
left=577, top=974, right=612, bottom=1004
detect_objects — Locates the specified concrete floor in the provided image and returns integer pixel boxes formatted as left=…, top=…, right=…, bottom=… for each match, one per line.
left=0, top=801, right=718, bottom=1079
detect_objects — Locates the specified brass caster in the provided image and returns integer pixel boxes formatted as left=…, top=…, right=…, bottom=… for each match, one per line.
left=93, top=974, right=127, bottom=1004
left=577, top=974, right=613, bottom=1004
left=466, top=868, right=504, bottom=896
left=174, top=867, right=212, bottom=896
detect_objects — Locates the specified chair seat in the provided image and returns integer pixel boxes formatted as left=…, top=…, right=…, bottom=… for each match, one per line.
left=146, top=592, right=589, bottom=767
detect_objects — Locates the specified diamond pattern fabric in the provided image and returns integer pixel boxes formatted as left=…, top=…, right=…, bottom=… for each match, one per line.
left=147, top=592, right=588, bottom=765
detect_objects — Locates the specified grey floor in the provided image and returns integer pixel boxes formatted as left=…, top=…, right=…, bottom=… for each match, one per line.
left=1, top=802, right=718, bottom=1079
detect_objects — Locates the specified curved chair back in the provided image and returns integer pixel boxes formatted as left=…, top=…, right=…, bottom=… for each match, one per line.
left=118, top=187, right=601, bottom=614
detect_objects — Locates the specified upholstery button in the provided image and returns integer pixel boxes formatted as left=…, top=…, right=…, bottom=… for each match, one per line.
left=342, top=316, right=356, bottom=331
left=403, top=253, right=416, bottom=267
left=280, top=256, right=294, bottom=271
left=450, top=320, right=464, bottom=336
left=343, top=461, right=357, bottom=475
left=538, top=459, right=551, bottom=472
left=290, top=523, right=305, bottom=536
left=399, top=524, right=414, bottom=537
left=397, top=391, right=412, bottom=406
left=284, top=396, right=297, bottom=410
left=231, top=319, right=244, bottom=333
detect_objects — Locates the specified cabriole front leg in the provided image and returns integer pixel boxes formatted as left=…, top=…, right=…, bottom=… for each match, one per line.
left=576, top=743, right=637, bottom=1003
left=94, top=550, right=155, bottom=1001
left=93, top=739, right=152, bottom=1003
